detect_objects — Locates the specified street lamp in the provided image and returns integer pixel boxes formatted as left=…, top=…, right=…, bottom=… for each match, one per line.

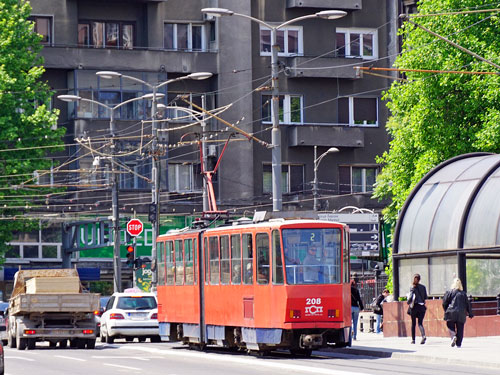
left=313, top=146, right=339, bottom=211
left=96, top=71, right=212, bottom=292
left=58, top=93, right=157, bottom=293
left=202, top=8, right=347, bottom=211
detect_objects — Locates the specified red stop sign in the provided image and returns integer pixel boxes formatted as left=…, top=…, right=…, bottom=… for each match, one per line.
left=126, top=219, right=143, bottom=237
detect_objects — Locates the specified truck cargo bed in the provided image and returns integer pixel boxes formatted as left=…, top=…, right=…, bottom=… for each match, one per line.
left=10, top=293, right=99, bottom=315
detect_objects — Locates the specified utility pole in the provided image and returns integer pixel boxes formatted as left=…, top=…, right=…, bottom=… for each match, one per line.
left=201, top=95, right=209, bottom=212
left=110, top=110, right=122, bottom=293
left=151, top=85, right=160, bottom=292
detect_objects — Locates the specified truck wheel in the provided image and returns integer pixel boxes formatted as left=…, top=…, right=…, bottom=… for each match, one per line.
left=27, top=338, right=36, bottom=350
left=59, top=340, right=67, bottom=348
left=150, top=336, right=161, bottom=343
left=105, top=334, right=114, bottom=344
left=86, top=339, right=96, bottom=349
left=16, top=335, right=27, bottom=350
left=69, top=339, right=77, bottom=348
left=8, top=333, right=16, bottom=348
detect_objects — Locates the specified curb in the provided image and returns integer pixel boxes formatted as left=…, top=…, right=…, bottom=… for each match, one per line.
left=327, top=347, right=500, bottom=370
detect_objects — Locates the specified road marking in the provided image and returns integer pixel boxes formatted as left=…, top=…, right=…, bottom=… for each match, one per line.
left=4, top=356, right=35, bottom=361
left=104, top=363, right=142, bottom=371
left=122, top=346, right=372, bottom=375
left=54, top=355, right=86, bottom=362
left=92, top=356, right=150, bottom=361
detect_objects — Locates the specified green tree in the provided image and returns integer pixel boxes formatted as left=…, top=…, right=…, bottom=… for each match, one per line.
left=373, top=0, right=500, bottom=290
left=0, top=0, right=65, bottom=260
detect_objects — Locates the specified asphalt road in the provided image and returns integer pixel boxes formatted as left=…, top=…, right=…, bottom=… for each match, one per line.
left=3, top=340, right=499, bottom=375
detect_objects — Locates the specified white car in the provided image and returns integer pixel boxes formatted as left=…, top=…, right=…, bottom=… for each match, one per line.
left=99, top=292, right=160, bottom=343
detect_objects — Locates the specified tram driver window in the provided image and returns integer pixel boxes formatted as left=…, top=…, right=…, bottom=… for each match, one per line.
left=256, top=233, right=270, bottom=285
left=242, top=233, right=253, bottom=284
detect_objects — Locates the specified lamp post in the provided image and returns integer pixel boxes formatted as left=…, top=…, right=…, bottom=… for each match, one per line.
left=313, top=146, right=339, bottom=211
left=58, top=94, right=158, bottom=293
left=201, top=8, right=346, bottom=212
left=96, top=71, right=212, bottom=292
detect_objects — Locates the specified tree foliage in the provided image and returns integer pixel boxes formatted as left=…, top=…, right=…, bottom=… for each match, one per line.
left=374, top=0, right=500, bottom=224
left=0, top=0, right=65, bottom=259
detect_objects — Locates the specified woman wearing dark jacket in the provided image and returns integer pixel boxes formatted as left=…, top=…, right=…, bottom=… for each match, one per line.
left=351, top=279, right=364, bottom=340
left=443, top=278, right=473, bottom=348
left=408, top=273, right=428, bottom=344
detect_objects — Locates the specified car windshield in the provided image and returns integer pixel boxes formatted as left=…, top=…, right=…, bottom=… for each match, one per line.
left=116, top=296, right=157, bottom=310
left=282, top=228, right=342, bottom=285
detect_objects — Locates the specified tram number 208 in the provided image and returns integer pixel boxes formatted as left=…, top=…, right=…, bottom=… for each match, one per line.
left=306, top=298, right=322, bottom=305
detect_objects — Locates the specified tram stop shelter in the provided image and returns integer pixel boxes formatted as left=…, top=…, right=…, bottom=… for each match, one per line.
left=384, top=153, right=500, bottom=337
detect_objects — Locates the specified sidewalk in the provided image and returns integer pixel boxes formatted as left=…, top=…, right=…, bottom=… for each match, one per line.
left=335, top=328, right=500, bottom=369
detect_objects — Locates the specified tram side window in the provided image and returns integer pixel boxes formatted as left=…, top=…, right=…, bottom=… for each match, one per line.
left=242, top=233, right=253, bottom=284
left=220, top=236, right=230, bottom=285
left=343, top=229, right=350, bottom=283
left=157, top=241, right=166, bottom=286
left=256, top=233, right=270, bottom=284
left=184, top=239, right=194, bottom=285
left=166, top=240, right=175, bottom=285
left=193, top=238, right=198, bottom=284
left=175, top=240, right=184, bottom=285
left=231, top=234, right=241, bottom=284
left=272, top=230, right=284, bottom=284
left=204, top=237, right=209, bottom=284
left=209, top=236, right=220, bottom=285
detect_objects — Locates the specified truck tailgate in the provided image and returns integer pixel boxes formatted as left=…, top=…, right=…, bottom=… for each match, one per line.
left=10, top=293, right=99, bottom=314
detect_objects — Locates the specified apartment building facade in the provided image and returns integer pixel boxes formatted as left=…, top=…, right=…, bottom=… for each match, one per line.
left=0, top=0, right=401, bottom=294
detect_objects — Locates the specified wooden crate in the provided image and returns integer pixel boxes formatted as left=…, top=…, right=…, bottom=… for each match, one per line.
left=25, top=276, right=80, bottom=294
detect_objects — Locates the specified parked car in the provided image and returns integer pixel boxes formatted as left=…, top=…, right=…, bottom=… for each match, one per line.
left=99, top=292, right=159, bottom=343
left=0, top=303, right=9, bottom=346
left=95, top=296, right=111, bottom=337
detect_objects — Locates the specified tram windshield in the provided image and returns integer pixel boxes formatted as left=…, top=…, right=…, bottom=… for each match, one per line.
left=282, top=228, right=341, bottom=285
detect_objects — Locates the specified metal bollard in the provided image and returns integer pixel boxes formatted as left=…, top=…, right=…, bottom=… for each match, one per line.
left=497, top=293, right=500, bottom=315
left=360, top=316, right=364, bottom=332
left=369, top=315, right=375, bottom=333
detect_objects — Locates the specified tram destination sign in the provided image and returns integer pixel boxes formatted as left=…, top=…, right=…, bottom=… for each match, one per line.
left=318, top=213, right=380, bottom=257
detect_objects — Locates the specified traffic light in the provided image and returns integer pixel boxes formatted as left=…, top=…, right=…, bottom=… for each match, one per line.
left=126, top=244, right=135, bottom=268
left=148, top=203, right=157, bottom=223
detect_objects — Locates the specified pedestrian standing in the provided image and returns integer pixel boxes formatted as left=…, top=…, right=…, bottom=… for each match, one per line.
left=374, top=289, right=389, bottom=334
left=407, top=273, right=427, bottom=344
left=351, top=279, right=364, bottom=340
left=442, top=278, right=473, bottom=348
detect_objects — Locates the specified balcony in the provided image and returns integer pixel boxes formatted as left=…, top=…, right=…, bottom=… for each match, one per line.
left=40, top=46, right=217, bottom=74
left=285, top=56, right=362, bottom=79
left=286, top=0, right=361, bottom=10
left=287, top=124, right=364, bottom=148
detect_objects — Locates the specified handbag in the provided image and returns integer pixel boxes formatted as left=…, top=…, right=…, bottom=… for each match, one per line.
left=407, top=306, right=412, bottom=316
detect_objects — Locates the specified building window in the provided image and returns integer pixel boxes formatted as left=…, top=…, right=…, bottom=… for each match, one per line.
left=164, top=23, right=206, bottom=51
left=260, top=26, right=302, bottom=56
left=119, top=161, right=150, bottom=190
left=263, top=164, right=304, bottom=194
left=336, top=28, right=378, bottom=59
left=262, top=94, right=303, bottom=124
left=339, top=166, right=378, bottom=194
left=338, top=97, right=378, bottom=126
left=30, top=16, right=52, bottom=45
left=168, top=163, right=196, bottom=192
left=78, top=21, right=134, bottom=49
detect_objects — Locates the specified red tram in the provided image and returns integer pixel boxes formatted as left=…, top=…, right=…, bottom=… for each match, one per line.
left=156, top=218, right=352, bottom=354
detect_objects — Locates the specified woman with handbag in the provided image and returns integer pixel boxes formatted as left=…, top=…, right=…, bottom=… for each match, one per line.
left=407, top=273, right=428, bottom=344
left=442, top=278, right=473, bottom=348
